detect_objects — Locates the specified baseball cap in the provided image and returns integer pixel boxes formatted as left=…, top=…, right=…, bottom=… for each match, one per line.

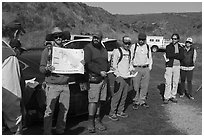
left=138, top=33, right=147, bottom=40
left=4, top=21, right=26, bottom=34
left=186, top=37, right=193, bottom=43
left=123, top=36, right=131, bottom=45
left=93, top=30, right=103, bottom=40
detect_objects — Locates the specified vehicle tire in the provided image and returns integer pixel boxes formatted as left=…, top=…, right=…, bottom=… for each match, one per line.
left=151, top=46, right=158, bottom=52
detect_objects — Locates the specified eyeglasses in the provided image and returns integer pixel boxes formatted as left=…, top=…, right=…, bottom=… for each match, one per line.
left=54, top=35, right=62, bottom=39
left=172, top=38, right=178, bottom=40
left=124, top=42, right=131, bottom=45
left=54, top=33, right=62, bottom=39
left=186, top=41, right=192, bottom=44
left=139, top=39, right=146, bottom=41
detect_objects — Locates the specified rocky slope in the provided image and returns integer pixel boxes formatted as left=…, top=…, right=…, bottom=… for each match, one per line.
left=2, top=2, right=202, bottom=49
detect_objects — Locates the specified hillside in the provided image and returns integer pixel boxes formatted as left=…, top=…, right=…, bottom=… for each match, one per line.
left=2, top=2, right=202, bottom=49
left=117, top=12, right=202, bottom=42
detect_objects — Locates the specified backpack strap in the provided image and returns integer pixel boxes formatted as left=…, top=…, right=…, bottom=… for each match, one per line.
left=132, top=43, right=138, bottom=61
left=117, top=47, right=131, bottom=65
left=132, top=43, right=150, bottom=61
left=117, top=47, right=123, bottom=65
left=146, top=44, right=150, bottom=58
left=127, top=49, right=131, bottom=63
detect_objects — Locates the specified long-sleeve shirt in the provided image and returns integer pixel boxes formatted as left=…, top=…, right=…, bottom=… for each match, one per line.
left=39, top=47, right=69, bottom=84
left=165, top=42, right=184, bottom=67
left=130, top=43, right=153, bottom=70
left=84, top=43, right=109, bottom=75
left=112, top=47, right=131, bottom=78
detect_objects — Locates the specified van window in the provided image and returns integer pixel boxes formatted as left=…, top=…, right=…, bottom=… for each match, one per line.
left=156, top=39, right=160, bottom=42
left=103, top=41, right=119, bottom=51
left=73, top=36, right=91, bottom=40
left=65, top=41, right=90, bottom=49
left=150, top=39, right=154, bottom=42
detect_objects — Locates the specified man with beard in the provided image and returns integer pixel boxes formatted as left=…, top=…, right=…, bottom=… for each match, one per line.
left=84, top=31, right=109, bottom=133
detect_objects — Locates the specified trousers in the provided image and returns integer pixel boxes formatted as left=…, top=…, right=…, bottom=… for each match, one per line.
left=180, top=69, right=193, bottom=95
left=164, top=66, right=180, bottom=99
left=43, top=84, right=70, bottom=134
left=110, top=77, right=129, bottom=115
left=132, top=67, right=150, bottom=105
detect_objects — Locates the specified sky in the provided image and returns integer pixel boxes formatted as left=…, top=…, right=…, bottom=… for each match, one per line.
left=84, top=2, right=202, bottom=15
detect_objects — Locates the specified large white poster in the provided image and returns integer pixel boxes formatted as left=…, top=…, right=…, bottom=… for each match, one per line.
left=51, top=47, right=84, bottom=74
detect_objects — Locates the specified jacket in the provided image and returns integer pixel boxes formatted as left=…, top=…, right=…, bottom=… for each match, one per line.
left=165, top=42, right=184, bottom=67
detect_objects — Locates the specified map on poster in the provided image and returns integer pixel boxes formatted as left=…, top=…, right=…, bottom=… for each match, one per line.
left=51, top=47, right=84, bottom=74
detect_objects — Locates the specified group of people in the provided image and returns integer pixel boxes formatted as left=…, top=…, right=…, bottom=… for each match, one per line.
left=2, top=21, right=197, bottom=135
left=163, top=34, right=197, bottom=104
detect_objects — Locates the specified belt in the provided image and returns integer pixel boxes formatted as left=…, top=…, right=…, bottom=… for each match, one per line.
left=134, top=64, right=149, bottom=68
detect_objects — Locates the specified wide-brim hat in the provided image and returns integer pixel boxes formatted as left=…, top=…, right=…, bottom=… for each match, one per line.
left=46, top=27, right=70, bottom=41
left=51, top=27, right=62, bottom=34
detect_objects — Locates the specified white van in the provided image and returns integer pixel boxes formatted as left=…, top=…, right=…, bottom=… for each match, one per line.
left=146, top=36, right=171, bottom=52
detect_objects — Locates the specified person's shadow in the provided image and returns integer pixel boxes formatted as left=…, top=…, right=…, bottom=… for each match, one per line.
left=157, top=83, right=165, bottom=100
left=157, top=83, right=182, bottom=100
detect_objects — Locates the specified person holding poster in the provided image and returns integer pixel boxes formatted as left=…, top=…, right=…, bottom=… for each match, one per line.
left=39, top=27, right=70, bottom=135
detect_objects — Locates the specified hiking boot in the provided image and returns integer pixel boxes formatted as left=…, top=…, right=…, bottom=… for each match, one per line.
left=179, top=94, right=185, bottom=98
left=108, top=114, right=119, bottom=121
left=55, top=129, right=64, bottom=135
left=95, top=119, right=106, bottom=131
left=140, top=103, right=149, bottom=108
left=116, top=112, right=128, bottom=118
left=87, top=122, right=95, bottom=133
left=132, top=103, right=139, bottom=110
left=169, top=98, right=177, bottom=103
left=163, top=99, right=169, bottom=104
left=55, top=131, right=64, bottom=135
left=186, top=94, right=194, bottom=100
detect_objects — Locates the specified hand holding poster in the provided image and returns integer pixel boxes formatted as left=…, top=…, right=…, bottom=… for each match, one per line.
left=51, top=47, right=84, bottom=74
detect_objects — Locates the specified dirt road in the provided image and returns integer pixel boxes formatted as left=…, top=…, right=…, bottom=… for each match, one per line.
left=4, top=51, right=202, bottom=135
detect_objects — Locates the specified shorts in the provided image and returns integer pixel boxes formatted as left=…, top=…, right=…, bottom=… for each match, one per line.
left=88, top=80, right=107, bottom=103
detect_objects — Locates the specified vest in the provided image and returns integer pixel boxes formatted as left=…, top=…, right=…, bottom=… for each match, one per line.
left=2, top=41, right=16, bottom=63
left=180, top=47, right=194, bottom=67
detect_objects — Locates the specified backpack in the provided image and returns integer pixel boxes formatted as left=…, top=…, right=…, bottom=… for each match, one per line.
left=132, top=43, right=150, bottom=61
left=109, top=47, right=131, bottom=72
left=117, top=47, right=131, bottom=64
left=108, top=47, right=131, bottom=97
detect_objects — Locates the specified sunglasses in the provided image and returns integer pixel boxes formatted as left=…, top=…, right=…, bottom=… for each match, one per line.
left=54, top=33, right=62, bottom=39
left=139, top=39, right=146, bottom=41
left=124, top=42, right=131, bottom=45
left=172, top=38, right=178, bottom=40
left=186, top=41, right=192, bottom=44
